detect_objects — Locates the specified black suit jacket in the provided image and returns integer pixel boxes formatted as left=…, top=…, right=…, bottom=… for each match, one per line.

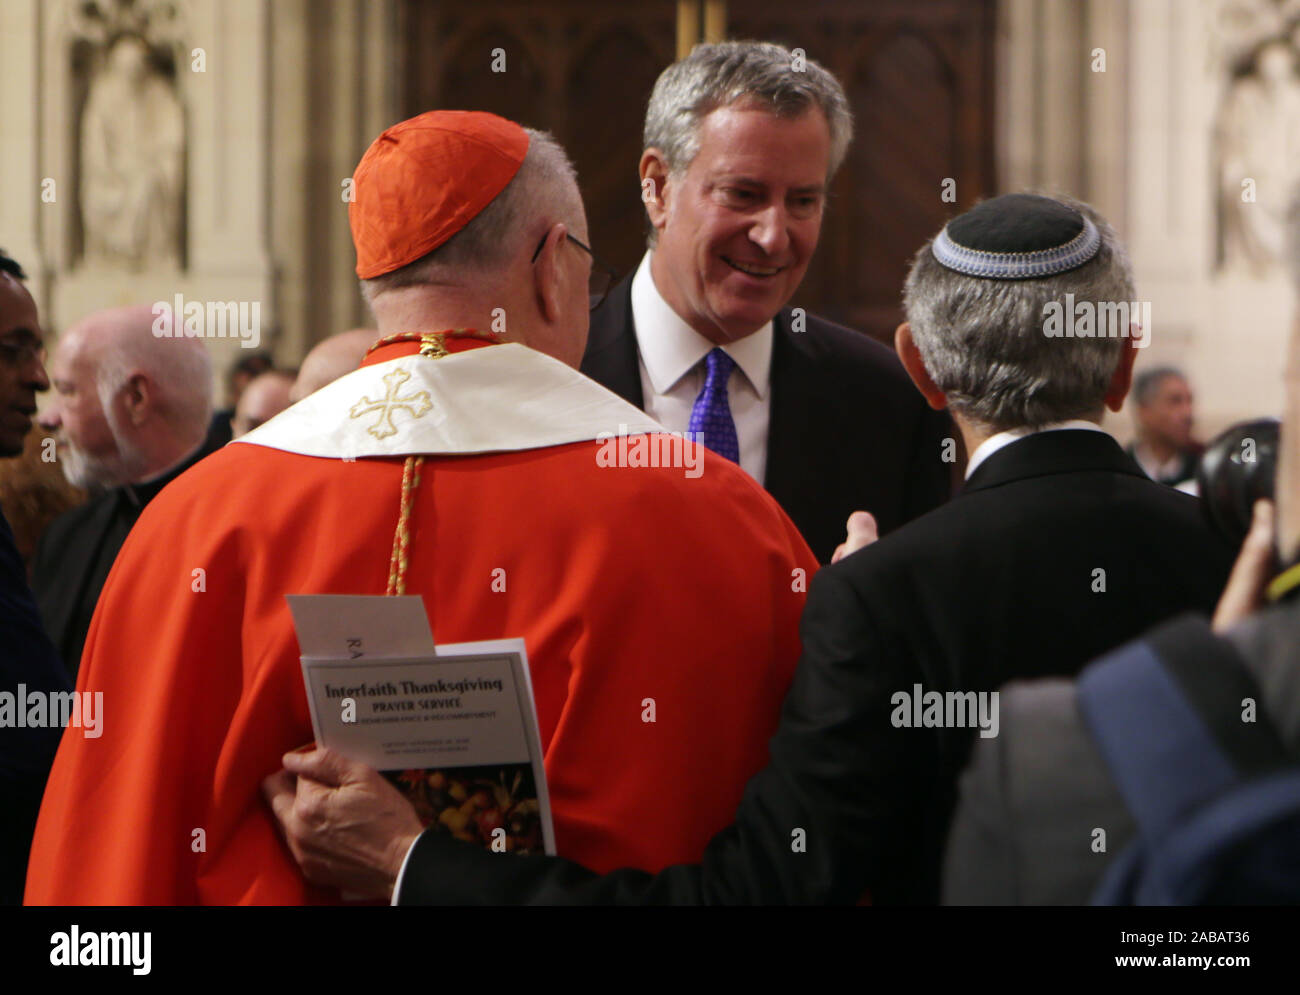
left=396, top=430, right=1233, bottom=905
left=31, top=430, right=222, bottom=677
left=580, top=276, right=953, bottom=561
left=0, top=509, right=70, bottom=905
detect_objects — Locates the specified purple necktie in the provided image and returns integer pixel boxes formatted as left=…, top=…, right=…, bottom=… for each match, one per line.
left=688, top=348, right=740, bottom=464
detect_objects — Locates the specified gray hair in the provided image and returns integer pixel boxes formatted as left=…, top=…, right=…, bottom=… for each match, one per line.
left=360, top=128, right=579, bottom=304
left=903, top=195, right=1136, bottom=431
left=644, top=40, right=854, bottom=181
left=1132, top=365, right=1186, bottom=407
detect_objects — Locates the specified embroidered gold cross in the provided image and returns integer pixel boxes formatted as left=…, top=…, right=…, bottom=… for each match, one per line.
left=349, top=368, right=432, bottom=440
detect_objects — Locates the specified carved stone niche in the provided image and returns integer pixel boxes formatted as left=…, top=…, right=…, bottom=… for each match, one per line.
left=66, top=0, right=189, bottom=273
left=48, top=0, right=275, bottom=388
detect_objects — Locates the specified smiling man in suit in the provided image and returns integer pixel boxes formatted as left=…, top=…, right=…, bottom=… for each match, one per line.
left=581, top=41, right=952, bottom=562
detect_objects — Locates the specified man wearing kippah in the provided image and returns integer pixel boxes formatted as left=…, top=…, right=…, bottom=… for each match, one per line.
left=942, top=199, right=1300, bottom=906
left=268, top=193, right=1234, bottom=905
left=25, top=111, right=817, bottom=904
left=581, top=41, right=953, bottom=563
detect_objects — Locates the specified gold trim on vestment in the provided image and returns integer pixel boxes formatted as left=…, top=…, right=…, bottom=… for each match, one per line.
left=369, top=330, right=495, bottom=595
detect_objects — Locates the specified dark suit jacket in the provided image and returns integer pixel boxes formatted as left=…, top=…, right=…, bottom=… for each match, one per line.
left=580, top=276, right=953, bottom=562
left=0, top=508, right=70, bottom=905
left=396, top=429, right=1233, bottom=905
left=943, top=599, right=1300, bottom=904
left=31, top=430, right=222, bottom=677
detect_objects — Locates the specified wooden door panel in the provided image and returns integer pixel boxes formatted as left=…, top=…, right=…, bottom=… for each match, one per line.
left=399, top=0, right=996, bottom=339
left=399, top=1, right=676, bottom=279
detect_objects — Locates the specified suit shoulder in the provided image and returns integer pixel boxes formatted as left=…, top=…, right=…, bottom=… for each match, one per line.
left=581, top=278, right=633, bottom=360
left=33, top=492, right=113, bottom=565
left=1121, top=478, right=1233, bottom=553
left=1137, top=478, right=1214, bottom=517
left=822, top=494, right=965, bottom=581
left=790, top=312, right=924, bottom=401
left=801, top=313, right=907, bottom=370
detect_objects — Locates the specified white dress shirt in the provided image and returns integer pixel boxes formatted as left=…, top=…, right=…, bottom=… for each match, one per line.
left=964, top=419, right=1109, bottom=479
left=630, top=252, right=772, bottom=485
left=1131, top=443, right=1185, bottom=484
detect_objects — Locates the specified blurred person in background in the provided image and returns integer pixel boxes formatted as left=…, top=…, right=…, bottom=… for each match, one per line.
left=210, top=350, right=273, bottom=444
left=289, top=329, right=374, bottom=402
left=1128, top=366, right=1201, bottom=489
left=231, top=368, right=296, bottom=438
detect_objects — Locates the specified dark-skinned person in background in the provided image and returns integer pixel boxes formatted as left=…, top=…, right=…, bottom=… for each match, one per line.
left=0, top=250, right=72, bottom=905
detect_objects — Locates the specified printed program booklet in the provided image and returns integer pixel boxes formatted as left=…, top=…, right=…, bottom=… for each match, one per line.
left=287, top=594, right=555, bottom=857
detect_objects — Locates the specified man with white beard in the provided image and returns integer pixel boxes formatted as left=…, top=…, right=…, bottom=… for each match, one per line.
left=32, top=305, right=216, bottom=676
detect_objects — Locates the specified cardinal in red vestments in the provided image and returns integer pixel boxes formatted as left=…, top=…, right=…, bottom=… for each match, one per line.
left=26, top=111, right=817, bottom=904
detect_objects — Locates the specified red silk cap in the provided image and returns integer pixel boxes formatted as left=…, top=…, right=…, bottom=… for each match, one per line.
left=349, top=110, right=530, bottom=279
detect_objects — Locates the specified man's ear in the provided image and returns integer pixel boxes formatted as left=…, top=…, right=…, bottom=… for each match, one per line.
left=533, top=222, right=569, bottom=324
left=639, top=149, right=670, bottom=235
left=121, top=372, right=151, bottom=426
left=1104, top=337, right=1141, bottom=413
left=894, top=322, right=947, bottom=411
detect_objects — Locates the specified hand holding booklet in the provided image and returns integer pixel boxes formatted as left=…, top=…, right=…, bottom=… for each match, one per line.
left=287, top=594, right=555, bottom=856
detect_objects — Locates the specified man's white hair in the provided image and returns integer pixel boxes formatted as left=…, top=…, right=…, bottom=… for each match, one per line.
left=903, top=195, right=1135, bottom=431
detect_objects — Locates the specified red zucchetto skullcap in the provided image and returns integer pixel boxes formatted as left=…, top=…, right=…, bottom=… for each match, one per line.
left=349, top=110, right=530, bottom=279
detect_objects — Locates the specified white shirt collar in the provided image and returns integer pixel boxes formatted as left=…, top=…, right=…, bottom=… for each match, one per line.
left=1131, top=442, right=1186, bottom=482
left=629, top=251, right=772, bottom=398
left=965, top=419, right=1108, bottom=479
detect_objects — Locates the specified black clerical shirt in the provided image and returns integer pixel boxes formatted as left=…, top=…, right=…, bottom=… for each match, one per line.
left=31, top=430, right=222, bottom=678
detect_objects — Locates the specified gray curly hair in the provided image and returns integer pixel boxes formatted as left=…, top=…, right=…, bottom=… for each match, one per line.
left=903, top=194, right=1137, bottom=431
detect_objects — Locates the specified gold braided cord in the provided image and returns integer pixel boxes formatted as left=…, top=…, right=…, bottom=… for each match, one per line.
left=371, top=329, right=500, bottom=596
left=386, top=454, right=425, bottom=596
left=366, top=328, right=499, bottom=359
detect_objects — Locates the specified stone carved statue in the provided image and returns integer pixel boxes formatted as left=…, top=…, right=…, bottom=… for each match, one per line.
left=80, top=33, right=185, bottom=270
left=1210, top=0, right=1300, bottom=274
left=1217, top=39, right=1300, bottom=275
